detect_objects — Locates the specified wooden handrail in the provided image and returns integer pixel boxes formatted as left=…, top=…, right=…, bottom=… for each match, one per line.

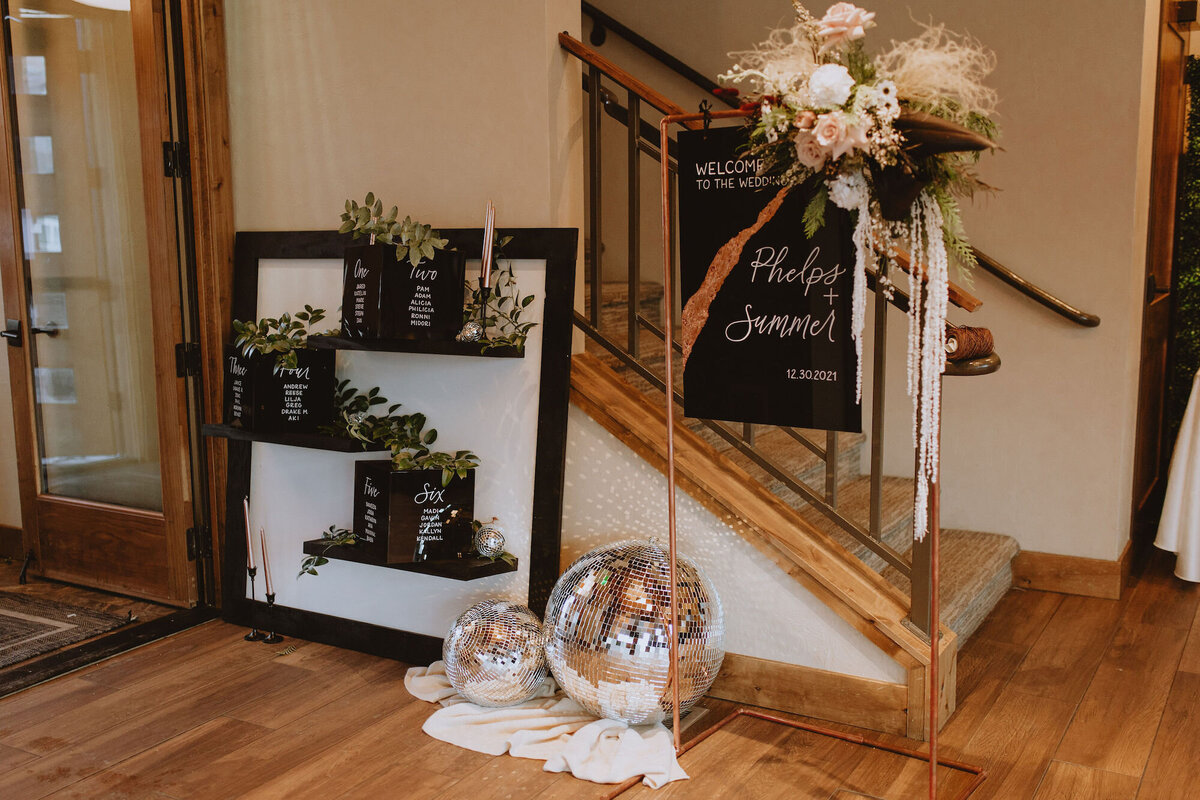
left=559, top=32, right=700, bottom=129
left=890, top=249, right=983, bottom=312
left=973, top=247, right=1099, bottom=326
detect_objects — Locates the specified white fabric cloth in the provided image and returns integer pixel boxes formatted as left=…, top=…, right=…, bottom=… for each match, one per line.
left=1157, top=370, right=1200, bottom=582
left=404, top=661, right=688, bottom=789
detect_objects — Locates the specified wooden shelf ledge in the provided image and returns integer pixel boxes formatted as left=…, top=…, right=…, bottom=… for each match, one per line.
left=201, top=423, right=387, bottom=453
left=301, top=539, right=517, bottom=581
left=307, top=334, right=524, bottom=359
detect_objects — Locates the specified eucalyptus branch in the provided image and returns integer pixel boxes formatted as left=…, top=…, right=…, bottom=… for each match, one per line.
left=232, top=305, right=332, bottom=374
left=321, top=381, right=480, bottom=485
left=339, top=192, right=449, bottom=267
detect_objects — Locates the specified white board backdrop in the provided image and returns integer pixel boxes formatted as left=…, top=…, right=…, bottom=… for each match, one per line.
left=246, top=257, right=546, bottom=639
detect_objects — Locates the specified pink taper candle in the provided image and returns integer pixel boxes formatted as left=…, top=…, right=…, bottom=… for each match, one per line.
left=481, top=201, right=495, bottom=289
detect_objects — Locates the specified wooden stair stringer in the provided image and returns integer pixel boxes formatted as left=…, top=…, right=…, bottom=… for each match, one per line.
left=569, top=352, right=938, bottom=671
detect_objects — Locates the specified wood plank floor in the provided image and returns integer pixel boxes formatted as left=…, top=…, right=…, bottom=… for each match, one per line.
left=0, top=549, right=1197, bottom=799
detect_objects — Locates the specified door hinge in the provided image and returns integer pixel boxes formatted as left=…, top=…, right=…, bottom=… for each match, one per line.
left=175, top=342, right=201, bottom=377
left=162, top=140, right=188, bottom=178
left=186, top=526, right=212, bottom=561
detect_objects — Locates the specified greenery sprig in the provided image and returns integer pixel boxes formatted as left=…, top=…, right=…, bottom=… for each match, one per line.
left=463, top=234, right=538, bottom=353
left=298, top=525, right=356, bottom=577
left=322, top=381, right=480, bottom=486
left=232, top=305, right=331, bottom=374
left=339, top=192, right=449, bottom=267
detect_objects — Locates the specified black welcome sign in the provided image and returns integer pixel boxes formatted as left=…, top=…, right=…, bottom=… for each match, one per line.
left=677, top=126, right=861, bottom=433
left=341, top=244, right=466, bottom=341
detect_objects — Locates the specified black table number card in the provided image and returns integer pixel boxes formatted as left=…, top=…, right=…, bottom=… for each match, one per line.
left=353, top=461, right=476, bottom=564
left=388, top=248, right=467, bottom=341
left=341, top=245, right=467, bottom=341
left=341, top=243, right=387, bottom=339
left=223, top=346, right=335, bottom=434
left=677, top=126, right=862, bottom=433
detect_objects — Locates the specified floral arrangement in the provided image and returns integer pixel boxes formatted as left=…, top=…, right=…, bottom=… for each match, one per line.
left=719, top=2, right=998, bottom=540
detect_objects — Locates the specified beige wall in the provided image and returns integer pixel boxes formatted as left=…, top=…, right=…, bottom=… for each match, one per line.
left=226, top=0, right=582, bottom=231
left=590, top=0, right=1162, bottom=560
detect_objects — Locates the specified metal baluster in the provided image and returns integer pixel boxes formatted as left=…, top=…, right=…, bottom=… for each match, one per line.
left=587, top=66, right=602, bottom=327
left=870, top=259, right=889, bottom=540
left=627, top=91, right=641, bottom=357
left=825, top=430, right=839, bottom=506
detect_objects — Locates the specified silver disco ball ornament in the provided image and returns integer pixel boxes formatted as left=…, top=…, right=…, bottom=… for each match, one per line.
left=443, top=599, right=549, bottom=707
left=474, top=523, right=506, bottom=559
left=456, top=320, right=483, bottom=342
left=543, top=539, right=725, bottom=725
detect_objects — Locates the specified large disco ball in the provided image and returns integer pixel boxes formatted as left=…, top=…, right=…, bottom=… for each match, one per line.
left=443, top=599, right=549, bottom=707
left=543, top=539, right=725, bottom=725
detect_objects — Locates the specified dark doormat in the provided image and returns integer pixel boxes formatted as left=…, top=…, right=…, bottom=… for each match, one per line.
left=0, top=590, right=129, bottom=668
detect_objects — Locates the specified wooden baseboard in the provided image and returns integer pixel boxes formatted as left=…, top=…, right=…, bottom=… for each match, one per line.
left=1011, top=540, right=1131, bottom=600
left=0, top=524, right=21, bottom=559
left=708, top=652, right=910, bottom=736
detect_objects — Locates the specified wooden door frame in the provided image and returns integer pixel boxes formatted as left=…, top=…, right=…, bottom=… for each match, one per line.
left=178, top=0, right=235, bottom=606
left=1132, top=1, right=1190, bottom=542
left=0, top=0, right=234, bottom=604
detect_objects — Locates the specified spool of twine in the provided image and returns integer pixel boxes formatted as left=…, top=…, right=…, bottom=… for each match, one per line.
left=945, top=324, right=994, bottom=361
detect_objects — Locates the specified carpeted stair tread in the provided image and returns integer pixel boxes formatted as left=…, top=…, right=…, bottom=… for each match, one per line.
left=881, top=529, right=1020, bottom=642
left=787, top=475, right=916, bottom=570
left=683, top=424, right=866, bottom=489
left=588, top=281, right=666, bottom=340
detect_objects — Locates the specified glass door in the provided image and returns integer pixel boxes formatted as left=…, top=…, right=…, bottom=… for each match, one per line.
left=1, top=0, right=197, bottom=604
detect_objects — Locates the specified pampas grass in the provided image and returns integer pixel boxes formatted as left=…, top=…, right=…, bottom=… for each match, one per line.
left=875, top=23, right=998, bottom=122
left=722, top=23, right=819, bottom=96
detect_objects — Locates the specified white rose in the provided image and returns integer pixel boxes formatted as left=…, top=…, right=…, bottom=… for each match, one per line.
left=807, top=64, right=855, bottom=109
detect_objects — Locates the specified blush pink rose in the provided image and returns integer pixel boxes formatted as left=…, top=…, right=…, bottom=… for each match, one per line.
left=831, top=124, right=869, bottom=159
left=818, top=3, right=876, bottom=46
left=795, top=110, right=817, bottom=130
left=813, top=113, right=846, bottom=149
left=794, top=131, right=828, bottom=169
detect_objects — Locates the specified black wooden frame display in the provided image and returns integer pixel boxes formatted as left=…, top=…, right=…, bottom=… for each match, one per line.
left=216, top=228, right=578, bottom=664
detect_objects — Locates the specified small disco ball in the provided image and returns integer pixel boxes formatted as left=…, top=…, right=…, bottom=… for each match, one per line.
left=543, top=539, right=724, bottom=725
left=456, top=320, right=483, bottom=342
left=443, top=599, right=549, bottom=707
left=474, top=523, right=506, bottom=558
